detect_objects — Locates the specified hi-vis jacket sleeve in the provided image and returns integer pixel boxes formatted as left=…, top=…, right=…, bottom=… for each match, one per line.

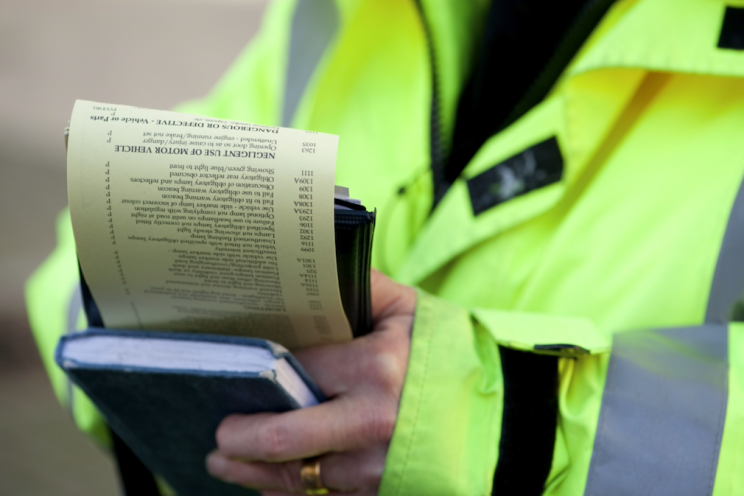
left=26, top=210, right=111, bottom=447
left=381, top=290, right=744, bottom=496
left=380, top=290, right=606, bottom=496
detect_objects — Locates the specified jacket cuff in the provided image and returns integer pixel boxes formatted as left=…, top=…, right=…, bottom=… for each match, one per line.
left=380, top=290, right=503, bottom=496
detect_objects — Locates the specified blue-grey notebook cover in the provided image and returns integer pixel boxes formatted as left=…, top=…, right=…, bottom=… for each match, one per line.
left=56, top=328, right=324, bottom=496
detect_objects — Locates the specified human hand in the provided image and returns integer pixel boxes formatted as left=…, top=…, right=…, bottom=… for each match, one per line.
left=206, top=269, right=416, bottom=495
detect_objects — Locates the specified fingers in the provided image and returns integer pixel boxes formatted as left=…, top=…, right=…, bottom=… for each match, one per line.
left=208, top=271, right=415, bottom=494
left=291, top=340, right=361, bottom=397
left=206, top=446, right=386, bottom=494
left=216, top=398, right=395, bottom=462
left=292, top=272, right=415, bottom=399
left=369, top=270, right=416, bottom=325
left=319, top=447, right=387, bottom=492
left=293, top=333, right=408, bottom=399
left=206, top=454, right=305, bottom=493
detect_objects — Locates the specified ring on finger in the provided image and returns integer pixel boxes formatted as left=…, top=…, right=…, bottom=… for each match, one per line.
left=300, top=457, right=329, bottom=495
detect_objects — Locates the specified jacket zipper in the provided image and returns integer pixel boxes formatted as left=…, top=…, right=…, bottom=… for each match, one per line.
left=414, top=0, right=448, bottom=208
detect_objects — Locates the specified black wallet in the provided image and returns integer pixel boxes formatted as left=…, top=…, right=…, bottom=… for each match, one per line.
left=334, top=206, right=376, bottom=337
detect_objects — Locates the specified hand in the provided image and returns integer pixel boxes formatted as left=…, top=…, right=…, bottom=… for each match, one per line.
left=206, top=270, right=416, bottom=495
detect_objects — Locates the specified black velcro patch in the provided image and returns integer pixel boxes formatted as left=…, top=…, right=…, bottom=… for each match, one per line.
left=719, top=6, right=744, bottom=50
left=467, top=137, right=563, bottom=216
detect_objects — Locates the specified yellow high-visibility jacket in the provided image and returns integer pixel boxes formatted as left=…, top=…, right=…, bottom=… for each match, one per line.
left=28, top=0, right=744, bottom=494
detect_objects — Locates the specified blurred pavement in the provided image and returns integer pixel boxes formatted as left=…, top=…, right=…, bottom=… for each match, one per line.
left=0, top=0, right=268, bottom=493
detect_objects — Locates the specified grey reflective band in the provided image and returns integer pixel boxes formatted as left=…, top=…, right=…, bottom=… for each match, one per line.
left=584, top=325, right=728, bottom=496
left=283, top=0, right=339, bottom=127
left=65, top=284, right=84, bottom=417
left=707, top=176, right=744, bottom=323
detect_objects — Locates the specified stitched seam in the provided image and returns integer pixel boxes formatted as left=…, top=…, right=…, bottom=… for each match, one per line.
left=707, top=326, right=730, bottom=495
left=708, top=373, right=728, bottom=495
left=584, top=347, right=616, bottom=495
left=487, top=339, right=503, bottom=495
left=392, top=294, right=435, bottom=495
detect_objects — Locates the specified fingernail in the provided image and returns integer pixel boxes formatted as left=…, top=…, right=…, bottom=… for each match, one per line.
left=206, top=452, right=227, bottom=477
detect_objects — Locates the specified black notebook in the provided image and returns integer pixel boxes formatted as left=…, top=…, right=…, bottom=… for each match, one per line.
left=61, top=102, right=376, bottom=494
left=63, top=203, right=374, bottom=496
left=58, top=329, right=323, bottom=496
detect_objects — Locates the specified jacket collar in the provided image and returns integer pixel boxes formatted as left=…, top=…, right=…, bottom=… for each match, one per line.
left=565, top=0, right=744, bottom=82
left=396, top=0, right=744, bottom=286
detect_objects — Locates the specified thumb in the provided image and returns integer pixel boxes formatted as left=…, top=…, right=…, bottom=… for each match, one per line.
left=370, top=269, right=416, bottom=325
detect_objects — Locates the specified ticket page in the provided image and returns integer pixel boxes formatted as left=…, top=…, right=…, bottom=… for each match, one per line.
left=67, top=100, right=352, bottom=349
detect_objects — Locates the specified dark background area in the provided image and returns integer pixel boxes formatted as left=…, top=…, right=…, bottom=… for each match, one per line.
left=0, top=0, right=268, bottom=493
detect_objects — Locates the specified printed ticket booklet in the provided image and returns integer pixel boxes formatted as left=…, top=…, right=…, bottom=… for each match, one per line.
left=66, top=100, right=375, bottom=349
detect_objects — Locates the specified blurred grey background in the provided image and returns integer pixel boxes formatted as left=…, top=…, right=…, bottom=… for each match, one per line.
left=0, top=0, right=268, bottom=493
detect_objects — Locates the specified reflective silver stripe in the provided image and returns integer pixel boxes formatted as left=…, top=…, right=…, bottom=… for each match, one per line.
left=585, top=325, right=728, bottom=496
left=65, top=284, right=84, bottom=417
left=707, top=176, right=744, bottom=323
left=282, top=0, right=339, bottom=127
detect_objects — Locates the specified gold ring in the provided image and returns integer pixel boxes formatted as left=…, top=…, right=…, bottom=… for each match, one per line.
left=300, top=457, right=329, bottom=495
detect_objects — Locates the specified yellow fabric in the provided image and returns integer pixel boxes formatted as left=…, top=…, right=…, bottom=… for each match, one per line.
left=25, top=209, right=110, bottom=447
left=714, top=323, right=744, bottom=495
left=380, top=291, right=503, bottom=496
left=26, top=0, right=744, bottom=494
